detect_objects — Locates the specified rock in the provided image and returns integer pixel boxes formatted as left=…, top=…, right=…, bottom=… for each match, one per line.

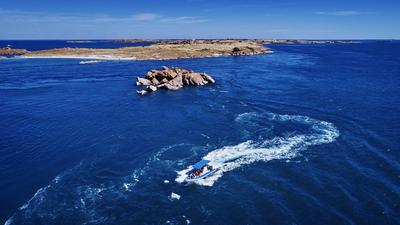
left=231, top=46, right=259, bottom=56
left=147, top=85, right=157, bottom=92
left=151, top=78, right=160, bottom=85
left=136, top=77, right=151, bottom=86
left=146, top=70, right=157, bottom=78
left=135, top=67, right=215, bottom=95
left=0, top=47, right=29, bottom=55
left=168, top=75, right=183, bottom=88
left=183, top=73, right=208, bottom=86
left=201, top=73, right=215, bottom=83
left=136, top=90, right=148, bottom=95
left=162, top=83, right=181, bottom=90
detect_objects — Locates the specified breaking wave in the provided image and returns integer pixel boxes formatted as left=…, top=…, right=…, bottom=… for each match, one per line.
left=176, top=112, right=339, bottom=186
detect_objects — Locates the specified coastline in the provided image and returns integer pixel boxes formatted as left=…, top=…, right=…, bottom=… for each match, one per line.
left=18, top=40, right=271, bottom=60
left=17, top=55, right=140, bottom=61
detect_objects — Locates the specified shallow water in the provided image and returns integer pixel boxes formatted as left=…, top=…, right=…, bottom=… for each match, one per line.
left=0, top=42, right=399, bottom=224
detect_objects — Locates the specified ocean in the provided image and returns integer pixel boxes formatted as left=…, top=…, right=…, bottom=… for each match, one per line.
left=0, top=41, right=399, bottom=225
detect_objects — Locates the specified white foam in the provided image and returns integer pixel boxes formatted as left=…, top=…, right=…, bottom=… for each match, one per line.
left=176, top=112, right=339, bottom=186
left=79, top=60, right=102, bottom=65
left=164, top=180, right=170, bottom=184
left=169, top=192, right=181, bottom=201
left=4, top=217, right=13, bottom=225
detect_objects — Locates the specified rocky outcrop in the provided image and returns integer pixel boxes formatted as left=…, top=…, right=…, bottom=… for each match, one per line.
left=136, top=67, right=215, bottom=95
left=0, top=47, right=29, bottom=55
left=231, top=46, right=260, bottom=56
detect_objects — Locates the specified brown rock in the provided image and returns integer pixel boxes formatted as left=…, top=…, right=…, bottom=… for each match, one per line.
left=151, top=78, right=160, bottom=85
left=136, top=77, right=151, bottom=86
left=147, top=85, right=157, bottom=92
left=168, top=75, right=183, bottom=88
left=0, top=47, right=29, bottom=55
left=201, top=73, right=215, bottom=84
left=146, top=70, right=157, bottom=78
left=162, top=83, right=181, bottom=90
left=183, top=73, right=207, bottom=86
left=136, top=66, right=215, bottom=95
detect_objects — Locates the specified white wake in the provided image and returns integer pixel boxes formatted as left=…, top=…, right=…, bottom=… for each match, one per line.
left=176, top=112, right=339, bottom=186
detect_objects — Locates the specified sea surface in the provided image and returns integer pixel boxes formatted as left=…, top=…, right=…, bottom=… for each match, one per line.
left=0, top=40, right=153, bottom=51
left=0, top=41, right=399, bottom=225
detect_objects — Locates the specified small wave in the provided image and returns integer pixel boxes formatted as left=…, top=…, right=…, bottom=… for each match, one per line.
left=176, top=112, right=339, bottom=186
left=79, top=60, right=102, bottom=65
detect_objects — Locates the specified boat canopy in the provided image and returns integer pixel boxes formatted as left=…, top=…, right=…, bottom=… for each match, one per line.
left=193, top=160, right=210, bottom=170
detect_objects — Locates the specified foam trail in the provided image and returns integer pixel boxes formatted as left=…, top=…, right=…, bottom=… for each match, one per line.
left=176, top=112, right=339, bottom=186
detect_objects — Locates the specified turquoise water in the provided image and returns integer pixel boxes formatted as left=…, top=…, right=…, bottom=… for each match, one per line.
left=0, top=42, right=399, bottom=224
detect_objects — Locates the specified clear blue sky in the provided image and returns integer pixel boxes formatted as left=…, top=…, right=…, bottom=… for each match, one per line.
left=0, top=0, right=399, bottom=39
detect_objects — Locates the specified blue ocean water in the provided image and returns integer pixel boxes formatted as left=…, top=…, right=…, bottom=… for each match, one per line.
left=0, top=40, right=153, bottom=51
left=0, top=41, right=399, bottom=225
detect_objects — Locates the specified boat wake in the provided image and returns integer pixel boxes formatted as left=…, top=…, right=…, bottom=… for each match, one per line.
left=176, top=112, right=339, bottom=186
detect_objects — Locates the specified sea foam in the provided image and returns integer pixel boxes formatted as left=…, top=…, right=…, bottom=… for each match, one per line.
left=176, top=112, right=339, bottom=186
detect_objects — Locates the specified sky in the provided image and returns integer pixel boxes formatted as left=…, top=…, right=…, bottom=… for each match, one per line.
left=0, top=0, right=399, bottom=39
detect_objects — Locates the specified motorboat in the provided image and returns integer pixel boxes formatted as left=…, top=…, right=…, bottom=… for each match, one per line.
left=184, top=159, right=218, bottom=182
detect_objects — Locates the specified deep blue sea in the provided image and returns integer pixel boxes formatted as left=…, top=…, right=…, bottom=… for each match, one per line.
left=0, top=40, right=153, bottom=51
left=0, top=41, right=399, bottom=225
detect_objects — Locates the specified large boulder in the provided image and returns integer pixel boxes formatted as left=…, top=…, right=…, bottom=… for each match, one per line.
left=168, top=75, right=183, bottom=88
left=183, top=73, right=208, bottom=86
left=147, top=85, right=157, bottom=92
left=136, top=77, right=151, bottom=86
left=135, top=66, right=215, bottom=95
left=201, top=73, right=215, bottom=83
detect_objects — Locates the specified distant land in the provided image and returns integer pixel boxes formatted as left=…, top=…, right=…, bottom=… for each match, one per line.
left=0, top=39, right=358, bottom=60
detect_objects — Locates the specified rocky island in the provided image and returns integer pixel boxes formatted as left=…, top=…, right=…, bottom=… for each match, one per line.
left=112, top=39, right=159, bottom=43
left=257, top=39, right=358, bottom=44
left=0, top=47, right=29, bottom=56
left=19, top=40, right=270, bottom=60
left=136, top=66, right=215, bottom=95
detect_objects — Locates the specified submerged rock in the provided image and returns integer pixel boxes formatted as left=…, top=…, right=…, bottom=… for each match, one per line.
left=136, top=67, right=215, bottom=95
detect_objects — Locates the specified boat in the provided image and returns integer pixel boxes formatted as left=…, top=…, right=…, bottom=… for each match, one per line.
left=184, top=159, right=218, bottom=182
